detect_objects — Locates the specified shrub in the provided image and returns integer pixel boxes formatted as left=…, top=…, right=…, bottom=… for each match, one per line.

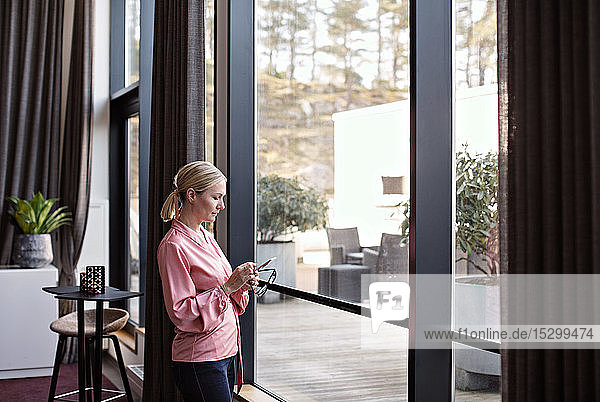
left=257, top=175, right=328, bottom=242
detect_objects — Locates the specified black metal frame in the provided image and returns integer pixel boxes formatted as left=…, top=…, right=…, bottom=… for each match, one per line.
left=408, top=0, right=454, bottom=400
left=226, top=0, right=257, bottom=384
left=109, top=0, right=153, bottom=326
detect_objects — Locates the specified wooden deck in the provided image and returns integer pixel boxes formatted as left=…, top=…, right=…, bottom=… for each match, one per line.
left=255, top=298, right=500, bottom=401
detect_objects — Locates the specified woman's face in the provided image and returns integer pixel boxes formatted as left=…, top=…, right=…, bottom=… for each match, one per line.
left=188, top=180, right=226, bottom=223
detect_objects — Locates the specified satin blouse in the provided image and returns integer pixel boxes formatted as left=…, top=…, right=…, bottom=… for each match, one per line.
left=157, top=219, right=249, bottom=364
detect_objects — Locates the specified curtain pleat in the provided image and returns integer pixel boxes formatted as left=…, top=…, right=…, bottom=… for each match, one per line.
left=0, top=0, right=63, bottom=263
left=142, top=0, right=205, bottom=400
left=499, top=0, right=600, bottom=400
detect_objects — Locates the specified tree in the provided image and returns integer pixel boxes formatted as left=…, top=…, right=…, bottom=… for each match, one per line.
left=326, top=0, right=369, bottom=107
left=281, top=0, right=311, bottom=88
left=258, top=0, right=287, bottom=76
left=385, top=0, right=409, bottom=89
left=456, top=0, right=497, bottom=88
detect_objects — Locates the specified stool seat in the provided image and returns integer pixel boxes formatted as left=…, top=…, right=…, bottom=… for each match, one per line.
left=50, top=308, right=129, bottom=337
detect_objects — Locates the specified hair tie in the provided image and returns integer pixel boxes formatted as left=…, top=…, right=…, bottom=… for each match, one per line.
left=172, top=188, right=179, bottom=198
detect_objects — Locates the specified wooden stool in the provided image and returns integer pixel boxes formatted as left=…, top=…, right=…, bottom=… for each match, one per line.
left=48, top=308, right=133, bottom=401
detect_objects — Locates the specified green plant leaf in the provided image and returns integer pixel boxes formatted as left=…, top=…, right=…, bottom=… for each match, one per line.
left=36, top=198, right=59, bottom=230
left=5, top=193, right=71, bottom=234
left=31, top=192, right=45, bottom=216
left=38, top=206, right=71, bottom=233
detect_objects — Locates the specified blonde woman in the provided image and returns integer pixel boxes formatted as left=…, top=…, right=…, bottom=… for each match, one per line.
left=157, top=161, right=258, bottom=402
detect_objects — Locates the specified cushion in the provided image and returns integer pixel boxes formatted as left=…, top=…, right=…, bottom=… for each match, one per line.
left=50, top=308, right=129, bottom=337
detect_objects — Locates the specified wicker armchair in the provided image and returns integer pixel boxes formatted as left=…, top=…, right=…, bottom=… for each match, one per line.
left=326, top=227, right=367, bottom=265
left=363, top=233, right=408, bottom=278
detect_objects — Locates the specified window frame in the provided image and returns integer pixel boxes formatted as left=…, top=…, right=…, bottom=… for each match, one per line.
left=109, top=0, right=153, bottom=327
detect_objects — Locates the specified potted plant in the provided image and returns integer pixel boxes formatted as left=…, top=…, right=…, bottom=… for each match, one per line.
left=257, top=175, right=328, bottom=302
left=394, top=145, right=499, bottom=274
left=6, top=192, right=72, bottom=268
left=455, top=144, right=498, bottom=276
left=454, top=145, right=500, bottom=390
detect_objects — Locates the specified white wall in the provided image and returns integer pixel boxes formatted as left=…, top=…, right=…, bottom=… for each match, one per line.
left=455, top=85, right=499, bottom=154
left=331, top=85, right=498, bottom=247
left=77, top=1, right=111, bottom=273
left=90, top=1, right=110, bottom=201
left=331, top=102, right=410, bottom=246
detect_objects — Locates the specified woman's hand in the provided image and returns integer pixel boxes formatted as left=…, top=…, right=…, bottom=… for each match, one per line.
left=222, top=262, right=258, bottom=295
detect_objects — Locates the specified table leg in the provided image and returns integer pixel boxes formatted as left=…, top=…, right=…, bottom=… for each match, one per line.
left=93, top=302, right=103, bottom=401
left=77, top=300, right=85, bottom=402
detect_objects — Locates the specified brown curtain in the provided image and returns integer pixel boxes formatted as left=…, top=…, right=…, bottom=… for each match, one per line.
left=142, top=0, right=205, bottom=401
left=0, top=0, right=63, bottom=263
left=499, top=0, right=600, bottom=400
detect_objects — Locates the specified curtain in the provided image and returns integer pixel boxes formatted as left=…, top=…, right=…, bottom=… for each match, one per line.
left=499, top=0, right=600, bottom=400
left=142, top=0, right=205, bottom=400
left=0, top=0, right=63, bottom=263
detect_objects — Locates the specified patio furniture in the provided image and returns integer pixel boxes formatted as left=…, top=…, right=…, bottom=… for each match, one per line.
left=363, top=233, right=408, bottom=278
left=326, top=227, right=367, bottom=265
left=318, top=264, right=371, bottom=303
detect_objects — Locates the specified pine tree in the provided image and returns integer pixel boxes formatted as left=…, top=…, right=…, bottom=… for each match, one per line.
left=326, top=0, right=369, bottom=107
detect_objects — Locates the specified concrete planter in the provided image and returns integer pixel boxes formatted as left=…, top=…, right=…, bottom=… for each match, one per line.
left=455, top=275, right=500, bottom=391
left=12, top=234, right=53, bottom=268
left=256, top=241, right=296, bottom=304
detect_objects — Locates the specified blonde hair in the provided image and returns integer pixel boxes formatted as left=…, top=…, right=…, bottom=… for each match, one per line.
left=160, top=161, right=227, bottom=222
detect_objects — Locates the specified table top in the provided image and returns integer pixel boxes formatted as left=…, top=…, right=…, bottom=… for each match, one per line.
left=42, top=286, right=142, bottom=301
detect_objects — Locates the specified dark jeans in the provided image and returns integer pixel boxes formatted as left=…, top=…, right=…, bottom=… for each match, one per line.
left=171, top=356, right=237, bottom=402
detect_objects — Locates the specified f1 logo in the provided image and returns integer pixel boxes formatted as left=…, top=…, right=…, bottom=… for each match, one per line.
left=369, top=282, right=410, bottom=333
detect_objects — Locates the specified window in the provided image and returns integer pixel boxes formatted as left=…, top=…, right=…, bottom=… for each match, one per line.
left=222, top=0, right=501, bottom=400
left=109, top=0, right=148, bottom=326
left=125, top=0, right=140, bottom=86
left=127, top=114, right=141, bottom=322
left=205, top=0, right=215, bottom=164
left=254, top=0, right=410, bottom=399
left=453, top=0, right=500, bottom=398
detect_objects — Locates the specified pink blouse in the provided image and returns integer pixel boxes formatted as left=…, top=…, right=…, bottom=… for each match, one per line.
left=157, top=219, right=249, bottom=369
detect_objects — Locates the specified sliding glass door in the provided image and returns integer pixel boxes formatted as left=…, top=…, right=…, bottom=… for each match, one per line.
left=254, top=1, right=410, bottom=399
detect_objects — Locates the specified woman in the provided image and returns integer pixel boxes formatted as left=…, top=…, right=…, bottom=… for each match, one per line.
left=157, top=161, right=258, bottom=402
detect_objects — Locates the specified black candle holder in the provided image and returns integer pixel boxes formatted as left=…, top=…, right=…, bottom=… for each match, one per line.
left=80, top=265, right=106, bottom=294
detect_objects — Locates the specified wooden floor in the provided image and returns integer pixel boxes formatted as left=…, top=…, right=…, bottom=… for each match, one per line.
left=256, top=298, right=500, bottom=402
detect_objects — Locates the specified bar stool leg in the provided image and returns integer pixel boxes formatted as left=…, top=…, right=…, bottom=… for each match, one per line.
left=109, top=335, right=134, bottom=402
left=48, top=335, right=67, bottom=401
left=85, top=338, right=93, bottom=401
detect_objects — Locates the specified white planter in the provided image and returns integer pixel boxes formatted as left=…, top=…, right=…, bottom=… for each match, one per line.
left=454, top=275, right=500, bottom=390
left=256, top=242, right=296, bottom=303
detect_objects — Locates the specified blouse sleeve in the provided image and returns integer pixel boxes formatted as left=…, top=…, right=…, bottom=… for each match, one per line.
left=157, top=241, right=230, bottom=333
left=230, top=288, right=250, bottom=315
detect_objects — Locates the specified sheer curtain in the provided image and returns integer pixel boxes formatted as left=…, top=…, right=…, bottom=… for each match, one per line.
left=499, top=0, right=600, bottom=400
left=143, top=0, right=205, bottom=400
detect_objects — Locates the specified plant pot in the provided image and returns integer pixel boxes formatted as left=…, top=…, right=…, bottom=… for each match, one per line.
left=12, top=234, right=53, bottom=268
left=454, top=275, right=500, bottom=391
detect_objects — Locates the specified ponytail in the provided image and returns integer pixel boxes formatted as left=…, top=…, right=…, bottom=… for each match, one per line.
left=160, top=189, right=180, bottom=222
